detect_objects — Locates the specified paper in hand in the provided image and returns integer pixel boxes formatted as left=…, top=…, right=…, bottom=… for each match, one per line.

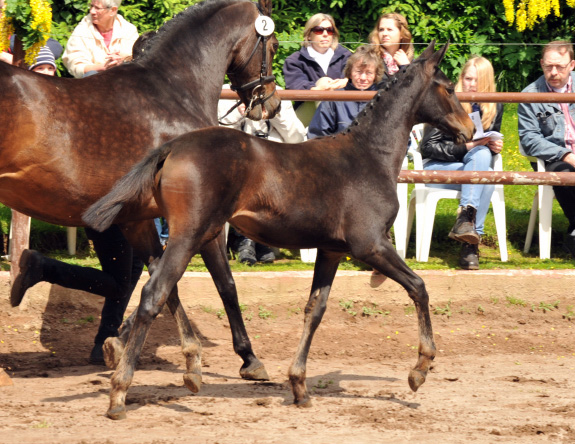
left=469, top=111, right=503, bottom=141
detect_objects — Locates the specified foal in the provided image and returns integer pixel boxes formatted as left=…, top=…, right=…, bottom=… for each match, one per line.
left=85, top=42, right=474, bottom=419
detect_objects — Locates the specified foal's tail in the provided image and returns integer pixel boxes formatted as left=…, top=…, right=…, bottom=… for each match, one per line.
left=82, top=144, right=172, bottom=232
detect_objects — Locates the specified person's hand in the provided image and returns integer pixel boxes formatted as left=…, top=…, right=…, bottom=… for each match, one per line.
left=487, top=139, right=503, bottom=154
left=238, top=103, right=246, bottom=115
left=465, top=136, right=490, bottom=150
left=312, top=77, right=348, bottom=91
left=562, top=152, right=575, bottom=168
left=104, top=52, right=125, bottom=69
left=0, top=51, right=13, bottom=65
left=393, top=49, right=410, bottom=66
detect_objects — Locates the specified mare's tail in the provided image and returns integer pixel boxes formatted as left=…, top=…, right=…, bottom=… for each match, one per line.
left=82, top=144, right=173, bottom=232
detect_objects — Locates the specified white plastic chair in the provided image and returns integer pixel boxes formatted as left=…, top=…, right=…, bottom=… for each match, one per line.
left=406, top=133, right=508, bottom=262
left=519, top=143, right=555, bottom=259
left=393, top=125, right=425, bottom=259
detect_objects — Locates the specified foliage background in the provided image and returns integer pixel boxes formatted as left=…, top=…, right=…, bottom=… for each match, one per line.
left=46, top=0, right=575, bottom=91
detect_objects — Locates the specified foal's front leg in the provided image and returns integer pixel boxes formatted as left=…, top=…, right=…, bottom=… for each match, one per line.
left=353, top=238, right=436, bottom=392
left=289, top=250, right=342, bottom=406
left=107, top=239, right=199, bottom=420
left=201, top=231, right=269, bottom=381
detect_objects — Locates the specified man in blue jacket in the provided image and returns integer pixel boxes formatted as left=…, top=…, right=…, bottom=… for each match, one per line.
left=518, top=40, right=575, bottom=257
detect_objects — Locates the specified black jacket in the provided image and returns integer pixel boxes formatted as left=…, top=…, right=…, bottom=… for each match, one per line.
left=421, top=103, right=504, bottom=162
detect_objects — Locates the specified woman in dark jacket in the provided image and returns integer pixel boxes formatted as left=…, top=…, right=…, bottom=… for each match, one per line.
left=283, top=13, right=351, bottom=92
left=420, top=56, right=504, bottom=270
left=307, top=45, right=383, bottom=138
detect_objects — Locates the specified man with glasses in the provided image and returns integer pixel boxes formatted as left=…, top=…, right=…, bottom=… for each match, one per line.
left=62, top=0, right=138, bottom=78
left=518, top=40, right=575, bottom=257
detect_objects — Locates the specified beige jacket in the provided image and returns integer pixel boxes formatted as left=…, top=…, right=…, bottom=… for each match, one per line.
left=62, top=14, right=138, bottom=78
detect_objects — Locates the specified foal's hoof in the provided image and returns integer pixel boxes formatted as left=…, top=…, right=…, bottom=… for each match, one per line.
left=106, top=407, right=127, bottom=420
left=103, top=337, right=124, bottom=369
left=408, top=369, right=427, bottom=392
left=293, top=397, right=313, bottom=408
left=183, top=373, right=202, bottom=393
left=10, top=249, right=44, bottom=307
left=239, top=362, right=270, bottom=381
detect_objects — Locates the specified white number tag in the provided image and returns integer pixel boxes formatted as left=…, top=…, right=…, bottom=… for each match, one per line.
left=255, top=16, right=275, bottom=37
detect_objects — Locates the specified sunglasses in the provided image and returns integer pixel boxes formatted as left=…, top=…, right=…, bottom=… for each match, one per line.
left=311, top=26, right=335, bottom=36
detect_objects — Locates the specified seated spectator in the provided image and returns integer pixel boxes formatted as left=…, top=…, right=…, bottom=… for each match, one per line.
left=420, top=56, right=504, bottom=270
left=518, top=40, right=575, bottom=258
left=28, top=46, right=57, bottom=75
left=369, top=12, right=414, bottom=81
left=283, top=13, right=351, bottom=125
left=307, top=45, right=383, bottom=139
left=218, top=85, right=306, bottom=264
left=62, top=0, right=138, bottom=78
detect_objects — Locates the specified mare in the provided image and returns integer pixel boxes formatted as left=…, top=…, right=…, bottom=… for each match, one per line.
left=1, top=0, right=280, bottom=381
left=84, top=42, right=475, bottom=419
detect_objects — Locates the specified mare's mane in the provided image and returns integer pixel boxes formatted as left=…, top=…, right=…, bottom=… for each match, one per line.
left=135, top=0, right=251, bottom=63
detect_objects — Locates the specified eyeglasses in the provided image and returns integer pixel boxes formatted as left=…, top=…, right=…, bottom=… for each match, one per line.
left=90, top=4, right=110, bottom=12
left=311, top=26, right=335, bottom=36
left=542, top=63, right=572, bottom=73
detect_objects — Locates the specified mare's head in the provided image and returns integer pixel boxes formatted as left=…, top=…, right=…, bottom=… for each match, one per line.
left=407, top=41, right=474, bottom=143
left=226, top=0, right=281, bottom=120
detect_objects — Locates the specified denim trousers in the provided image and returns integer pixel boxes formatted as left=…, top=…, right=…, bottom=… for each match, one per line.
left=423, top=145, right=495, bottom=235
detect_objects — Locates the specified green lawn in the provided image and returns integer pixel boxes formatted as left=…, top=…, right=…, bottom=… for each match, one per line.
left=1, top=103, right=573, bottom=272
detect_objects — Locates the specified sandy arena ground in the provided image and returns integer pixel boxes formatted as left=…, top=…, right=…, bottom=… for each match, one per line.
left=1, top=269, right=575, bottom=444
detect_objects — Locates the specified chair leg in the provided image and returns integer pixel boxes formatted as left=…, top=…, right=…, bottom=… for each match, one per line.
left=418, top=194, right=440, bottom=262
left=67, top=227, right=77, bottom=256
left=393, top=183, right=408, bottom=259
left=406, top=194, right=416, bottom=255
left=539, top=186, right=553, bottom=260
left=491, top=186, right=508, bottom=262
left=524, top=192, right=538, bottom=254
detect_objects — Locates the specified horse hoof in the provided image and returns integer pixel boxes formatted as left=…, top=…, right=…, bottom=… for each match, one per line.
left=183, top=373, right=202, bottom=393
left=239, top=363, right=270, bottom=381
left=106, top=407, right=127, bottom=420
left=103, top=337, right=124, bottom=369
left=293, top=398, right=312, bottom=408
left=408, top=369, right=427, bottom=392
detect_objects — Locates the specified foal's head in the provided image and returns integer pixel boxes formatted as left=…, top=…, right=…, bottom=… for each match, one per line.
left=410, top=42, right=474, bottom=144
left=226, top=0, right=281, bottom=120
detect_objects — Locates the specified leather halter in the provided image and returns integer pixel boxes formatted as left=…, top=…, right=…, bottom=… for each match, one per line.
left=222, top=2, right=276, bottom=120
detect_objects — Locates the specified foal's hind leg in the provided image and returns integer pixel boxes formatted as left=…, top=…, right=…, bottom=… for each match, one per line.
left=200, top=232, right=269, bottom=381
left=108, top=237, right=198, bottom=420
left=289, top=250, right=343, bottom=407
left=353, top=238, right=436, bottom=392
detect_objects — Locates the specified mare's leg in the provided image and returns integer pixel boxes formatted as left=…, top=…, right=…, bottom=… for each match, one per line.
left=10, top=225, right=143, bottom=364
left=289, top=249, right=343, bottom=407
left=352, top=236, right=435, bottom=392
left=108, top=234, right=198, bottom=420
left=118, top=221, right=203, bottom=391
left=200, top=231, right=269, bottom=380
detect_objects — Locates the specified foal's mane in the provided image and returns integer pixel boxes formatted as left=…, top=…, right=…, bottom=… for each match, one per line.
left=135, top=0, right=252, bottom=63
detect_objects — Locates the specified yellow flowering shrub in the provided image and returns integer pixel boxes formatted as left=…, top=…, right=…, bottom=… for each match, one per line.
left=503, top=0, right=573, bottom=31
left=0, top=0, right=52, bottom=66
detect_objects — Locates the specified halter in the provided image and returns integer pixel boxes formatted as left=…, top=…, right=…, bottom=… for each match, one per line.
left=221, top=2, right=276, bottom=123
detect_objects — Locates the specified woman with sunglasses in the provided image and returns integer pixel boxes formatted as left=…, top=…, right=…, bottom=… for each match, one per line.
left=283, top=13, right=351, bottom=92
left=368, top=12, right=414, bottom=80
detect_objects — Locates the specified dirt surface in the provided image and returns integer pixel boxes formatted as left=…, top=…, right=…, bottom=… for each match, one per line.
left=1, top=270, right=575, bottom=444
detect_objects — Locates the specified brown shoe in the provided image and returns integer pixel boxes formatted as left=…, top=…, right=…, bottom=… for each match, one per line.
left=459, top=242, right=479, bottom=270
left=448, top=205, right=480, bottom=244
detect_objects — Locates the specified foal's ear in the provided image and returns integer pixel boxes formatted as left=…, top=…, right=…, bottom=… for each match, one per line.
left=428, top=41, right=450, bottom=67
left=418, top=40, right=436, bottom=60
left=258, top=0, right=272, bottom=15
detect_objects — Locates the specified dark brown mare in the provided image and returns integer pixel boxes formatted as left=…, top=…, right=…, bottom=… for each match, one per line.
left=1, top=0, right=280, bottom=380
left=84, top=42, right=474, bottom=419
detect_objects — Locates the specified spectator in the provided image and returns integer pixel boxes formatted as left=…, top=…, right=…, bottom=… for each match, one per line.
left=518, top=40, right=575, bottom=258
left=307, top=45, right=383, bottom=139
left=420, top=56, right=503, bottom=270
left=28, top=46, right=57, bottom=76
left=283, top=13, right=351, bottom=125
left=218, top=85, right=306, bottom=264
left=62, top=0, right=138, bottom=78
left=368, top=12, right=414, bottom=81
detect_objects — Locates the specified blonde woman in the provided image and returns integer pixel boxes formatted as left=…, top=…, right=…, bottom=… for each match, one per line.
left=283, top=13, right=351, bottom=91
left=369, top=12, right=414, bottom=79
left=420, top=56, right=504, bottom=270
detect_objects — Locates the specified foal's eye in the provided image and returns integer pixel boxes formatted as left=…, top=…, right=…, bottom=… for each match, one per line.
left=446, top=87, right=454, bottom=95
left=272, top=43, right=279, bottom=53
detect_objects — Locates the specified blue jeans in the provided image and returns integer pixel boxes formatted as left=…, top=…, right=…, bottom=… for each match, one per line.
left=423, top=146, right=495, bottom=236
